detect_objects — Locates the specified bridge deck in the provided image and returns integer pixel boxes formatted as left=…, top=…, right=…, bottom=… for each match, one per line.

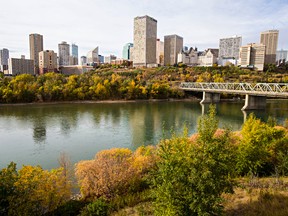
left=180, top=82, right=288, bottom=98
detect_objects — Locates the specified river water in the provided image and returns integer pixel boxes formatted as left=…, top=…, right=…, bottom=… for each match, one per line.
left=0, top=100, right=287, bottom=170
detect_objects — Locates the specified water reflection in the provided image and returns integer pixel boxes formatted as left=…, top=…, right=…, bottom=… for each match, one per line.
left=0, top=100, right=288, bottom=170
left=33, top=123, right=46, bottom=143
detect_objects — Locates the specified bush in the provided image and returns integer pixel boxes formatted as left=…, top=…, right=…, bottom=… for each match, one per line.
left=75, top=146, right=157, bottom=200
left=80, top=199, right=110, bottom=216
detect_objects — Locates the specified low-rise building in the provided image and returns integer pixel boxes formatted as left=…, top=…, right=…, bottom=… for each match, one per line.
left=177, top=47, right=198, bottom=66
left=110, top=59, right=132, bottom=66
left=39, top=50, right=58, bottom=75
left=156, top=39, right=164, bottom=66
left=240, top=43, right=265, bottom=71
left=60, top=65, right=93, bottom=75
left=8, top=57, right=34, bottom=75
left=104, top=55, right=117, bottom=64
left=198, top=49, right=219, bottom=66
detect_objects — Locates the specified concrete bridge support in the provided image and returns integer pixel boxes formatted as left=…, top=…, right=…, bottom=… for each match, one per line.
left=200, top=92, right=221, bottom=104
left=241, top=94, right=266, bottom=110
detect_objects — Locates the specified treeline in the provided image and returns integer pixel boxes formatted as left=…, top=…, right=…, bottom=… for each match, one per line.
left=1, top=106, right=288, bottom=215
left=1, top=64, right=288, bottom=103
left=0, top=71, right=184, bottom=103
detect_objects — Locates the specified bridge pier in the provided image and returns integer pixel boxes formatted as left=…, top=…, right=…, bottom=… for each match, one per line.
left=241, top=94, right=266, bottom=110
left=200, top=92, right=220, bottom=104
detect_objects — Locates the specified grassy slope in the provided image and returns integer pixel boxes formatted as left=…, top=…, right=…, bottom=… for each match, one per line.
left=112, top=177, right=288, bottom=216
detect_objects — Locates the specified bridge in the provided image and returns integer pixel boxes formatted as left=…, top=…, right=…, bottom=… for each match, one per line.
left=179, top=82, right=288, bottom=110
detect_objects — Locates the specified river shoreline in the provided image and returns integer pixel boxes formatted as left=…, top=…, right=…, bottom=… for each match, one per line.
left=0, top=97, right=201, bottom=106
left=0, top=97, right=285, bottom=107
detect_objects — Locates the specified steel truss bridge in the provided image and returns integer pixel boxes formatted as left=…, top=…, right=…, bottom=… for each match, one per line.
left=180, top=82, right=288, bottom=98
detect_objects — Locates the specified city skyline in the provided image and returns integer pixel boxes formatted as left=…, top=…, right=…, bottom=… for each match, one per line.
left=0, top=0, right=287, bottom=58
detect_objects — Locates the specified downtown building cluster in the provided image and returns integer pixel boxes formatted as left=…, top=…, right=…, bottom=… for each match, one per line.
left=0, top=15, right=286, bottom=75
left=130, top=15, right=282, bottom=71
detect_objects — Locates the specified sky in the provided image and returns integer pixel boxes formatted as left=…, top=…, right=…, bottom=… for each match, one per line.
left=0, top=0, right=287, bottom=58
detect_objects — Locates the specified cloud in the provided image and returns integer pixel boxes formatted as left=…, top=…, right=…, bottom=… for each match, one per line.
left=0, top=0, right=287, bottom=58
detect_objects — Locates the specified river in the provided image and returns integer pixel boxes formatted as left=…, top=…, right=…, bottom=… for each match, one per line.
left=0, top=100, right=287, bottom=170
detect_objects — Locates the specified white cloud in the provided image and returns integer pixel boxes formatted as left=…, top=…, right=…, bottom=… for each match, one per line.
left=0, top=0, right=287, bottom=58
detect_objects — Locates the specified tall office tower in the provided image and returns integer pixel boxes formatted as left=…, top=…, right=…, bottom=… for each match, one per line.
left=81, top=56, right=87, bottom=65
left=164, top=34, right=183, bottom=66
left=260, top=30, right=279, bottom=64
left=0, top=48, right=9, bottom=71
left=70, top=43, right=78, bottom=65
left=39, top=50, right=58, bottom=74
left=58, top=41, right=70, bottom=66
left=133, top=15, right=157, bottom=67
left=219, top=36, right=242, bottom=64
left=87, top=47, right=99, bottom=64
left=29, top=33, right=43, bottom=74
left=156, top=39, right=164, bottom=65
left=122, top=43, right=134, bottom=60
left=240, top=43, right=266, bottom=71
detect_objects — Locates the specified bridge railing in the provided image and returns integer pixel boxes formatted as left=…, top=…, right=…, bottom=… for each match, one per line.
left=180, top=82, right=288, bottom=94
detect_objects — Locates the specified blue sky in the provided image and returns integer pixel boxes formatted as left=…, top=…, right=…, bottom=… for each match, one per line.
left=0, top=0, right=287, bottom=58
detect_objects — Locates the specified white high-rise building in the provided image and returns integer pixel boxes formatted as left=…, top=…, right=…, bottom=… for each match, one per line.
left=87, top=47, right=99, bottom=64
left=276, top=49, right=288, bottom=65
left=58, top=41, right=70, bottom=66
left=133, top=15, right=157, bottom=67
left=219, top=36, right=242, bottom=65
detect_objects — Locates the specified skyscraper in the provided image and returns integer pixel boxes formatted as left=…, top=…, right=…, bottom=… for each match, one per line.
left=219, top=36, right=242, bottom=64
left=71, top=43, right=78, bottom=65
left=133, top=15, right=157, bottom=67
left=164, top=34, right=183, bottom=66
left=0, top=48, right=9, bottom=71
left=58, top=41, right=70, bottom=66
left=29, top=33, right=43, bottom=74
left=122, top=43, right=133, bottom=60
left=260, top=30, right=279, bottom=64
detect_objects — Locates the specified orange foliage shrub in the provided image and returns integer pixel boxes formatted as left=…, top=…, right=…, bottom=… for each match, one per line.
left=75, top=146, right=157, bottom=200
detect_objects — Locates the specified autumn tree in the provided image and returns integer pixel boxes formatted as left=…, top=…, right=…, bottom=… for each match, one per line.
left=0, top=162, right=72, bottom=216
left=152, top=105, right=235, bottom=216
left=75, top=146, right=157, bottom=200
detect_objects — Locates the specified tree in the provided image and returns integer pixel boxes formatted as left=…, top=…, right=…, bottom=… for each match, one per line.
left=236, top=114, right=288, bottom=177
left=0, top=163, right=72, bottom=216
left=152, top=105, right=235, bottom=215
left=75, top=146, right=157, bottom=200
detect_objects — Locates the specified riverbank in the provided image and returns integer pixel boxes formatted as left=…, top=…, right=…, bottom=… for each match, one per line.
left=0, top=97, right=200, bottom=106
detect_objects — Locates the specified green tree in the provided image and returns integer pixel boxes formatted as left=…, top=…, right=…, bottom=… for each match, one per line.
left=152, top=105, right=235, bottom=215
